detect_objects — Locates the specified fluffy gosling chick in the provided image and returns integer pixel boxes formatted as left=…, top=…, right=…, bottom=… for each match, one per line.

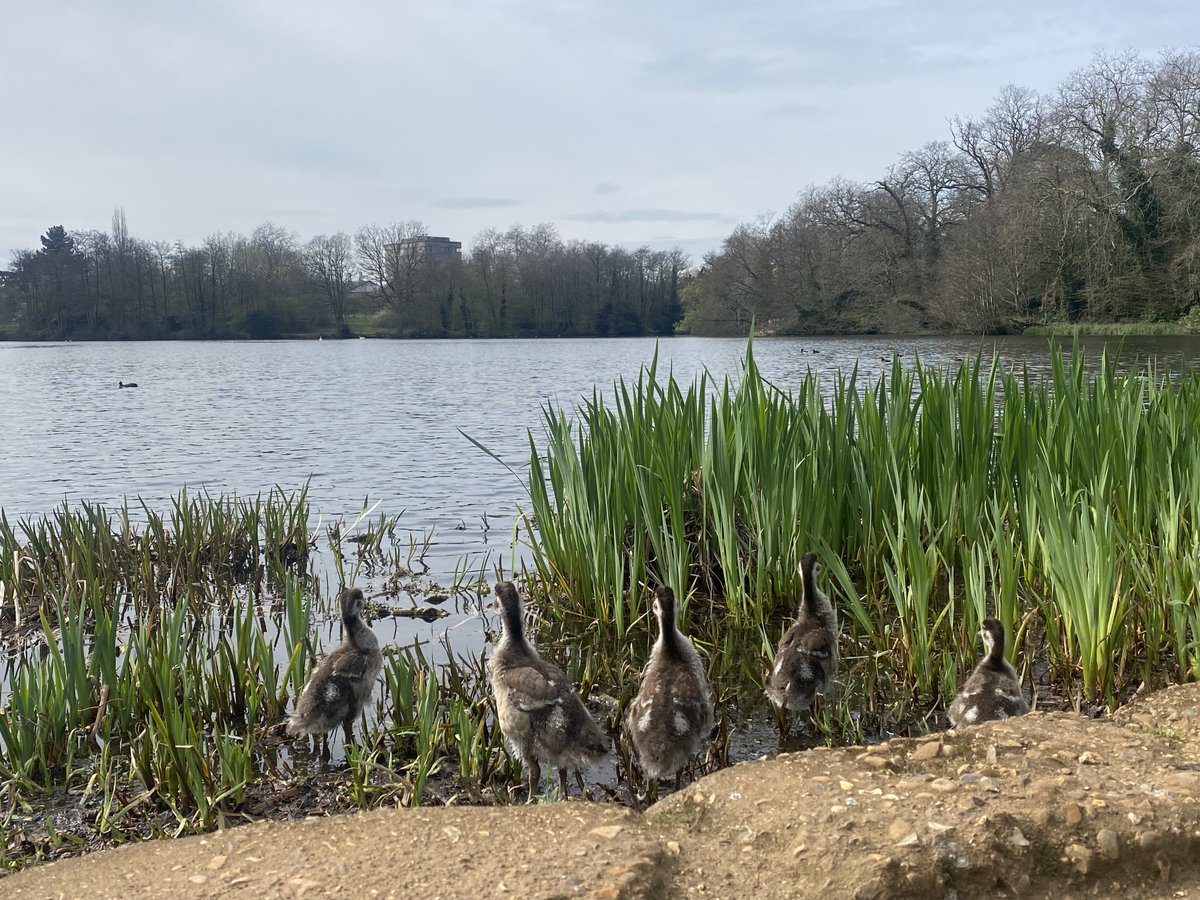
left=765, top=552, right=839, bottom=730
left=947, top=618, right=1029, bottom=728
left=488, top=581, right=609, bottom=799
left=627, top=586, right=714, bottom=797
left=287, top=587, right=382, bottom=745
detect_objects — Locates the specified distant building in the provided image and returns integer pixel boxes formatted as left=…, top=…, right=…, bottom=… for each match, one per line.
left=387, top=236, right=463, bottom=265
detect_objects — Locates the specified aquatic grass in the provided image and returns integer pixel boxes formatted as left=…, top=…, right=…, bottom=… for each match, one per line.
left=511, top=339, right=1200, bottom=725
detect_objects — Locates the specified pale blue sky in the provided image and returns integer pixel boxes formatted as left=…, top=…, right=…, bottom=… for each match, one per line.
left=1, top=0, right=1196, bottom=263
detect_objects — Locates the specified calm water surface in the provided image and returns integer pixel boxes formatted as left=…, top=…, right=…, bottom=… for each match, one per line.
left=8, top=334, right=1200, bottom=535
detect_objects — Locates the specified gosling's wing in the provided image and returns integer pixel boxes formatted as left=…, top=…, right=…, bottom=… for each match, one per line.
left=799, top=626, right=836, bottom=658
left=501, top=660, right=574, bottom=712
left=775, top=621, right=801, bottom=653
left=328, top=646, right=373, bottom=681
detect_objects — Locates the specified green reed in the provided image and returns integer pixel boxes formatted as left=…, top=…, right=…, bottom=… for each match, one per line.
left=516, top=340, right=1200, bottom=722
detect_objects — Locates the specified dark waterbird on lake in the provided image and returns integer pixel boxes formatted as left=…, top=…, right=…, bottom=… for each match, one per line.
left=118, top=381, right=138, bottom=388
left=287, top=587, right=383, bottom=746
left=627, top=585, right=714, bottom=801
left=488, top=581, right=609, bottom=800
left=947, top=618, right=1029, bottom=728
left=765, top=552, right=839, bottom=737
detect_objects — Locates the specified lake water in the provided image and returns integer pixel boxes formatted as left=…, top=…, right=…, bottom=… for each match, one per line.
left=8, top=334, right=1200, bottom=531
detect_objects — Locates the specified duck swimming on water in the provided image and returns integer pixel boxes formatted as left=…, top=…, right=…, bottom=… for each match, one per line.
left=488, top=581, right=609, bottom=799
left=287, top=587, right=383, bottom=745
left=118, top=381, right=138, bottom=388
left=627, top=585, right=713, bottom=799
left=947, top=618, right=1028, bottom=728
left=765, top=552, right=839, bottom=734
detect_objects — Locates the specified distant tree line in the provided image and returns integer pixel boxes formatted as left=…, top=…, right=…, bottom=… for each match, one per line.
left=0, top=215, right=687, bottom=340
left=683, top=49, right=1200, bottom=335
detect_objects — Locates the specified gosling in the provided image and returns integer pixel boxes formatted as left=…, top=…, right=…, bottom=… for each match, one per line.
left=287, top=587, right=383, bottom=745
left=947, top=618, right=1029, bottom=728
left=627, top=586, right=714, bottom=798
left=488, top=581, right=609, bottom=800
left=765, top=552, right=839, bottom=731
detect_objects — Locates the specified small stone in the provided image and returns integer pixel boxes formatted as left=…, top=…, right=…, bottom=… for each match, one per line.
left=1010, top=827, right=1031, bottom=849
left=738, top=827, right=757, bottom=844
left=909, top=742, right=941, bottom=761
left=855, top=877, right=886, bottom=900
left=1138, top=830, right=1163, bottom=849
left=959, top=773, right=980, bottom=785
left=887, top=819, right=915, bottom=841
left=895, top=833, right=920, bottom=848
left=666, top=840, right=681, bottom=856
left=189, top=875, right=207, bottom=884
left=443, top=826, right=462, bottom=843
left=1164, top=772, right=1200, bottom=791
left=590, top=825, right=624, bottom=840
left=1028, top=778, right=1060, bottom=797
left=986, top=745, right=998, bottom=765
left=1078, top=751, right=1101, bottom=765
left=207, top=856, right=227, bottom=870
left=1065, top=843, right=1094, bottom=875
left=1065, top=802, right=1084, bottom=825
left=861, top=755, right=890, bottom=769
left=941, top=744, right=958, bottom=759
left=1096, top=829, right=1119, bottom=860
left=839, top=780, right=855, bottom=791
left=929, top=778, right=957, bottom=793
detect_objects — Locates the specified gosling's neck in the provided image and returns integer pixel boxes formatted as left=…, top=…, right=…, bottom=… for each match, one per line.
left=500, top=603, right=531, bottom=653
left=344, top=607, right=378, bottom=653
left=655, top=607, right=685, bottom=659
left=983, top=630, right=1005, bottom=668
left=801, top=571, right=826, bottom=619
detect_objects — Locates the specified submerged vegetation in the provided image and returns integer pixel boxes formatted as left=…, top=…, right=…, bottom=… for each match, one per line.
left=3, top=342, right=1200, bottom=872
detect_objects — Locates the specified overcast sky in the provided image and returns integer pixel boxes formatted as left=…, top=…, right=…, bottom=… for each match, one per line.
left=2, top=1, right=1196, bottom=265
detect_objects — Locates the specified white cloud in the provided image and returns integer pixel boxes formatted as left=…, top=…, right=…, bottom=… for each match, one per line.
left=1, top=0, right=1196, bottom=261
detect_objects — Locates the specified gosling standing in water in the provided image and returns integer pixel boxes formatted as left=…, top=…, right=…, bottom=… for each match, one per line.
left=287, top=587, right=383, bottom=745
left=947, top=618, right=1029, bottom=728
left=488, top=581, right=609, bottom=800
left=765, top=552, right=839, bottom=733
left=627, top=585, right=713, bottom=799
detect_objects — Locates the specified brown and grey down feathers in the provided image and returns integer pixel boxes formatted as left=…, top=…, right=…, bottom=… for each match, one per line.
left=765, top=552, right=839, bottom=712
left=627, top=586, right=714, bottom=782
left=948, top=618, right=1029, bottom=728
left=287, top=587, right=382, bottom=738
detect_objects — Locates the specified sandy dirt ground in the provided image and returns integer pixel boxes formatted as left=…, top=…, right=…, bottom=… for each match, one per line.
left=4, top=682, right=1200, bottom=899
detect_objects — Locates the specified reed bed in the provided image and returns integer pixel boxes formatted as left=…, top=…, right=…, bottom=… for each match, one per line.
left=0, top=489, right=506, bottom=872
left=522, top=343, right=1200, bottom=728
